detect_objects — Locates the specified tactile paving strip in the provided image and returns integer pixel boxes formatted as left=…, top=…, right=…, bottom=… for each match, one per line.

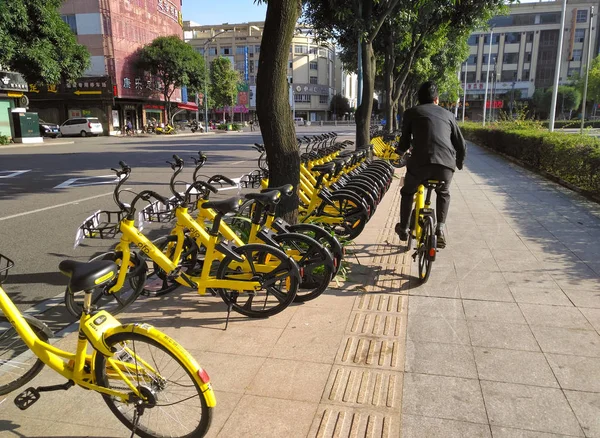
left=323, top=366, right=404, bottom=409
left=336, top=335, right=404, bottom=370
left=348, top=312, right=404, bottom=337
left=310, top=406, right=400, bottom=438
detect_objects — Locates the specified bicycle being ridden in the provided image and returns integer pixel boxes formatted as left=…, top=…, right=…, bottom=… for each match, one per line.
left=394, top=81, right=466, bottom=250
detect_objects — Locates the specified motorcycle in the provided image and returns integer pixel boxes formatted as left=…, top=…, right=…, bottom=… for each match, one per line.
left=155, top=124, right=175, bottom=135
left=188, top=121, right=204, bottom=133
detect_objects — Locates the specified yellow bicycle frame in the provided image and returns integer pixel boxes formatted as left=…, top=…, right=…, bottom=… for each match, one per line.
left=412, top=184, right=425, bottom=242
left=0, top=285, right=216, bottom=407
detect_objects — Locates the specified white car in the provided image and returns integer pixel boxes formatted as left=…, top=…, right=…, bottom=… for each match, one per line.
left=60, top=117, right=104, bottom=137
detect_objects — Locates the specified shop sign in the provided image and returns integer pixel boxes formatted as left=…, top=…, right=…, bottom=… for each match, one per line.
left=124, top=105, right=137, bottom=111
left=28, top=76, right=112, bottom=98
left=144, top=104, right=165, bottom=110
left=157, top=0, right=182, bottom=26
left=293, top=84, right=331, bottom=96
left=0, top=72, right=28, bottom=92
left=485, top=100, right=504, bottom=109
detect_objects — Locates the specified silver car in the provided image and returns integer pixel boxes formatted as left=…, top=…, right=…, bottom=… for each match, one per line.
left=60, top=117, right=104, bottom=137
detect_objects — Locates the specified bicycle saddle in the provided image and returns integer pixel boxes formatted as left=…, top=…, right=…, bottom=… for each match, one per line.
left=262, top=184, right=294, bottom=197
left=245, top=190, right=281, bottom=206
left=201, top=197, right=242, bottom=215
left=311, top=162, right=336, bottom=174
left=59, top=260, right=118, bottom=292
left=424, top=180, right=446, bottom=188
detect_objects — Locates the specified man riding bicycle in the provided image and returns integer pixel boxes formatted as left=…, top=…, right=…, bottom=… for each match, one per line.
left=395, top=81, right=466, bottom=248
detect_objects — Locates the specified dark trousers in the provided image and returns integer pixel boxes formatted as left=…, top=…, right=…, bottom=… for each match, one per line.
left=400, top=164, right=454, bottom=228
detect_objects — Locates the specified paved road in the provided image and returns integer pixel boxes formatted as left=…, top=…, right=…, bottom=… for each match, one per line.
left=0, top=126, right=355, bottom=331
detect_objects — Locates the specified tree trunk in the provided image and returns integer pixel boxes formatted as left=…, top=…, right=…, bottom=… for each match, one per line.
left=355, top=40, right=375, bottom=149
left=256, top=0, right=301, bottom=223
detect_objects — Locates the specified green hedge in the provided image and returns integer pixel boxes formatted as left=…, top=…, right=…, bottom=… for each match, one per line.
left=541, top=120, right=600, bottom=129
left=460, top=122, right=600, bottom=197
left=0, top=135, right=10, bottom=145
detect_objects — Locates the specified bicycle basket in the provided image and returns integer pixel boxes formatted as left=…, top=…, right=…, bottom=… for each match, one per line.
left=140, top=198, right=176, bottom=223
left=79, top=210, right=124, bottom=239
left=0, top=253, right=15, bottom=285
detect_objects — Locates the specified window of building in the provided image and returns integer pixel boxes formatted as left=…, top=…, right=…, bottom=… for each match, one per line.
left=575, top=29, right=585, bottom=43
left=61, top=15, right=77, bottom=34
left=526, top=32, right=534, bottom=43
left=208, top=47, right=217, bottom=56
left=501, top=70, right=517, bottom=81
left=294, top=94, right=311, bottom=102
left=310, top=62, right=318, bottom=70
left=483, top=35, right=500, bottom=45
left=539, top=12, right=560, bottom=24
left=236, top=46, right=246, bottom=55
left=461, top=71, right=477, bottom=82
left=249, top=75, right=256, bottom=85
left=489, top=16, right=514, bottom=27
left=513, top=14, right=536, bottom=26
left=255, top=45, right=261, bottom=53
left=467, top=35, right=479, bottom=46
left=525, top=52, right=532, bottom=63
left=504, top=32, right=521, bottom=44
left=572, top=49, right=583, bottom=61
left=249, top=62, right=254, bottom=73
left=295, top=45, right=307, bottom=54
left=310, top=76, right=318, bottom=84
left=309, top=47, right=317, bottom=54
left=467, top=55, right=477, bottom=65
left=319, top=95, right=328, bottom=104
left=503, top=52, right=519, bottom=64
left=220, top=46, right=232, bottom=55
left=318, top=48, right=327, bottom=57
left=194, top=47, right=205, bottom=56
left=288, top=61, right=293, bottom=69
left=482, top=54, right=498, bottom=64
left=568, top=67, right=580, bottom=78
left=577, top=10, right=588, bottom=23
left=522, top=69, right=530, bottom=81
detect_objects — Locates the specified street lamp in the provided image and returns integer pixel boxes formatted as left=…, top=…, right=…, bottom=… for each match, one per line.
left=202, top=29, right=232, bottom=131
left=482, top=26, right=495, bottom=127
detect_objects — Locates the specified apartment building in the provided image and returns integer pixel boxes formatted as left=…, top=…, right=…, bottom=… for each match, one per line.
left=183, top=22, right=339, bottom=122
left=462, top=0, right=599, bottom=119
left=26, top=0, right=189, bottom=134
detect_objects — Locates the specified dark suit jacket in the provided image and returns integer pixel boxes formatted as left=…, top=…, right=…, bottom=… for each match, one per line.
left=397, top=103, right=467, bottom=171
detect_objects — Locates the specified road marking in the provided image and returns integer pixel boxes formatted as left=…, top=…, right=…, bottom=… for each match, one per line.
left=54, top=174, right=119, bottom=189
left=0, top=192, right=112, bottom=222
left=0, top=170, right=31, bottom=179
left=231, top=160, right=247, bottom=165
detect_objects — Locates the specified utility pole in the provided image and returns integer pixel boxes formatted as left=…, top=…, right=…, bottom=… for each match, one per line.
left=483, top=27, right=494, bottom=126
left=462, top=62, right=468, bottom=122
left=581, top=6, right=595, bottom=134
left=549, top=0, right=568, bottom=132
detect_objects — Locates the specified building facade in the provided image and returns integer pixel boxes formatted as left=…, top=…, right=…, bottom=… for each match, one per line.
left=462, top=0, right=599, bottom=119
left=27, top=0, right=190, bottom=134
left=183, top=22, right=337, bottom=122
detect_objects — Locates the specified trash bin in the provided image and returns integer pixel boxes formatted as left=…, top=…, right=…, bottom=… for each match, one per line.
left=227, top=124, right=233, bottom=131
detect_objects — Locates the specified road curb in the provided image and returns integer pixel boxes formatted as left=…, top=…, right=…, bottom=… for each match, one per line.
left=0, top=140, right=76, bottom=150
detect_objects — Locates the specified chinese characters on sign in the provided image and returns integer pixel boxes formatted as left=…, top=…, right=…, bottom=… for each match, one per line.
left=157, top=0, right=181, bottom=25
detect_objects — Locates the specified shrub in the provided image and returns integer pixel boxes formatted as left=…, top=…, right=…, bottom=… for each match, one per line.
left=0, top=135, right=10, bottom=145
left=217, top=123, right=227, bottom=130
left=460, top=122, right=600, bottom=197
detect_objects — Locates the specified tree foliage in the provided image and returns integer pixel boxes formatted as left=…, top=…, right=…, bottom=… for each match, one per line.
left=531, top=86, right=582, bottom=119
left=330, top=94, right=351, bottom=117
left=0, top=0, right=90, bottom=84
left=136, top=35, right=205, bottom=120
left=210, top=57, right=240, bottom=122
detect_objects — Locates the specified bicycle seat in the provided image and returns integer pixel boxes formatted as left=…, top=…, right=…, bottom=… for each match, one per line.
left=262, top=184, right=294, bottom=197
left=245, top=190, right=281, bottom=206
left=311, top=162, right=336, bottom=175
left=59, top=260, right=118, bottom=292
left=201, top=197, right=242, bottom=215
left=424, top=180, right=446, bottom=188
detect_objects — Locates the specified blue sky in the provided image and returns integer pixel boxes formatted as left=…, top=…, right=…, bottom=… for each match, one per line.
left=182, top=0, right=268, bottom=25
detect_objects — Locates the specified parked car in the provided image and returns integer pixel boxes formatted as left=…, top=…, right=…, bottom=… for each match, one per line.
left=39, top=119, right=61, bottom=138
left=60, top=117, right=104, bottom=137
left=294, top=117, right=305, bottom=126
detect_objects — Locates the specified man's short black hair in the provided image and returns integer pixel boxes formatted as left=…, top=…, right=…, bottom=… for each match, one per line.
left=418, top=81, right=439, bottom=104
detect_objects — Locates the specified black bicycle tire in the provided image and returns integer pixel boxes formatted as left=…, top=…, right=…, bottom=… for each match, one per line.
left=0, top=315, right=49, bottom=396
left=95, top=332, right=212, bottom=438
left=418, top=216, right=435, bottom=283
left=216, top=243, right=299, bottom=318
left=273, top=233, right=334, bottom=302
left=64, top=251, right=146, bottom=318
left=287, top=223, right=344, bottom=276
left=324, top=194, right=369, bottom=241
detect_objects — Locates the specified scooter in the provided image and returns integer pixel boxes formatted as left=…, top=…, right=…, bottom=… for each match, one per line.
left=155, top=124, right=175, bottom=135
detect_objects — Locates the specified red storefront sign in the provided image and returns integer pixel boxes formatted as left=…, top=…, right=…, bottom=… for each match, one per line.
left=485, top=100, right=503, bottom=109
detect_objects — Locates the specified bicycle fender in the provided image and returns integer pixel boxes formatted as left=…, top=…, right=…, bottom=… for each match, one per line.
left=104, top=323, right=217, bottom=408
left=22, top=314, right=54, bottom=340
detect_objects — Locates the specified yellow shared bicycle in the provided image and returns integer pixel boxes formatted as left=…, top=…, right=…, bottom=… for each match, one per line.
left=0, top=253, right=215, bottom=437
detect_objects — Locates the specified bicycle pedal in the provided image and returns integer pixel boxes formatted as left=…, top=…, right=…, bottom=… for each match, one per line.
left=14, top=387, right=40, bottom=410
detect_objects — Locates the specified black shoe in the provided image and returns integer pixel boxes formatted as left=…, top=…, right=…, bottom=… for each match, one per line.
left=395, top=223, right=409, bottom=242
left=436, top=227, right=446, bottom=249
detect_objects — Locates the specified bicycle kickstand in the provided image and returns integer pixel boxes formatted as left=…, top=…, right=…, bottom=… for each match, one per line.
left=225, top=303, right=233, bottom=330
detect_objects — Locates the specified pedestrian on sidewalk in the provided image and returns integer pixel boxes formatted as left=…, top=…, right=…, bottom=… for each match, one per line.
left=125, top=119, right=133, bottom=136
left=249, top=119, right=255, bottom=131
left=394, top=81, right=466, bottom=248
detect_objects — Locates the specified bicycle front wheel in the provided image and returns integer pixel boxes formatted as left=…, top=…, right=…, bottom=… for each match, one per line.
left=0, top=315, right=48, bottom=395
left=418, top=216, right=435, bottom=283
left=95, top=332, right=212, bottom=438
left=64, top=251, right=146, bottom=318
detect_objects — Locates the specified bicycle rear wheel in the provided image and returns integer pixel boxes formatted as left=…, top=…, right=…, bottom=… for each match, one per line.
left=417, top=216, right=436, bottom=283
left=216, top=244, right=299, bottom=318
left=0, top=315, right=49, bottom=395
left=95, top=332, right=212, bottom=438
left=64, top=251, right=146, bottom=318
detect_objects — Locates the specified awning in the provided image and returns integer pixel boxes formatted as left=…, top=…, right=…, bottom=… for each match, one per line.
left=177, top=102, right=198, bottom=111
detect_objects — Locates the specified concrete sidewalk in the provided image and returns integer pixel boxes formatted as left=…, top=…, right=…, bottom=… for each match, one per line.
left=2, top=141, right=600, bottom=437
